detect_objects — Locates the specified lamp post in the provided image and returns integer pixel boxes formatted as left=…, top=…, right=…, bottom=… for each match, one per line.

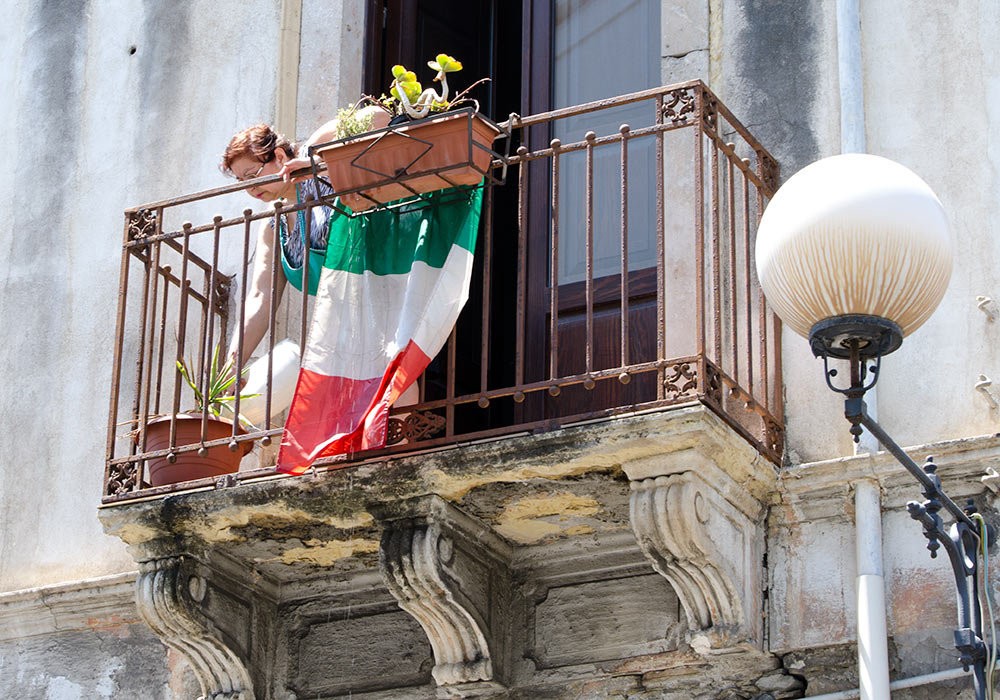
left=755, top=153, right=989, bottom=699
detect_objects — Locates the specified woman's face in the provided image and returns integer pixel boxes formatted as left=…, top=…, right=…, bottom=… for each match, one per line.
left=231, top=150, right=293, bottom=202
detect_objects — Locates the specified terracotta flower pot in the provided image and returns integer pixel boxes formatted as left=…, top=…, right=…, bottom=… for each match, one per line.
left=141, top=414, right=252, bottom=486
left=316, top=109, right=501, bottom=212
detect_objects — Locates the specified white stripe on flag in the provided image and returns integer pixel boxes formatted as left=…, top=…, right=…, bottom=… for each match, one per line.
left=302, top=244, right=475, bottom=380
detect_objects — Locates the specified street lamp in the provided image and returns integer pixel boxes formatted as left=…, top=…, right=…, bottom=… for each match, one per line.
left=755, top=153, right=990, bottom=698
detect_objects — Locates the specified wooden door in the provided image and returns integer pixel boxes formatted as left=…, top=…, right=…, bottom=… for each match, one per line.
left=522, top=0, right=664, bottom=421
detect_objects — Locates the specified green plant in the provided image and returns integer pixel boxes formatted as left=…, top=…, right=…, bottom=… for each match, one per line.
left=332, top=103, right=376, bottom=140
left=176, top=345, right=258, bottom=427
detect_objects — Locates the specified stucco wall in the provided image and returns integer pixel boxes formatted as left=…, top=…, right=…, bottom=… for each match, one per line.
left=712, top=0, right=1000, bottom=464
left=2, top=0, right=998, bottom=696
left=0, top=0, right=279, bottom=593
left=296, top=0, right=366, bottom=142
left=859, top=0, right=1000, bottom=452
left=0, top=623, right=198, bottom=700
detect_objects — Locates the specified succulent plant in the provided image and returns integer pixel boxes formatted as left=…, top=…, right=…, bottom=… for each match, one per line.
left=355, top=54, right=488, bottom=122
left=176, top=345, right=258, bottom=427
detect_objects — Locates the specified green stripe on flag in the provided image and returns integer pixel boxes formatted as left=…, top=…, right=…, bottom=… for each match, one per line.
left=325, top=184, right=483, bottom=276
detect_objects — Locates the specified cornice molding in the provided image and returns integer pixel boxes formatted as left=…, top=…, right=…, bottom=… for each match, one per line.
left=0, top=571, right=138, bottom=642
left=780, top=432, right=1000, bottom=503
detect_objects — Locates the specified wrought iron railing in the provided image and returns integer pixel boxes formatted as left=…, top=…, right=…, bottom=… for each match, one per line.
left=104, top=80, right=782, bottom=504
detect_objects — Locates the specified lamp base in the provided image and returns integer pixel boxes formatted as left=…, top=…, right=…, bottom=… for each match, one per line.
left=808, top=315, right=902, bottom=360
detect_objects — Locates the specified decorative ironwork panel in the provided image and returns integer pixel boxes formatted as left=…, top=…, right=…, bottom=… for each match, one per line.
left=107, top=462, right=139, bottom=497
left=664, top=362, right=698, bottom=401
left=663, top=87, right=695, bottom=125
left=387, top=411, right=447, bottom=445
left=127, top=209, right=157, bottom=241
left=703, top=362, right=723, bottom=404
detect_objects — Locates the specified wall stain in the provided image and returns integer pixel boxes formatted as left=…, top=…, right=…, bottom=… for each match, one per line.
left=722, top=0, right=823, bottom=180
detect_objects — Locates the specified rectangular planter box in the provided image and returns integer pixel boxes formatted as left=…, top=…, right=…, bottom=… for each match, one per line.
left=314, top=109, right=503, bottom=212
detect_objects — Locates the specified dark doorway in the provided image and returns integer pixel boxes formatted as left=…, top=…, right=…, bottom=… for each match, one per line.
left=363, top=0, right=517, bottom=124
left=366, top=0, right=663, bottom=432
left=364, top=0, right=523, bottom=434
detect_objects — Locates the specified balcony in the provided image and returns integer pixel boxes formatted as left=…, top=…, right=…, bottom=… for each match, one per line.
left=99, top=81, right=790, bottom=697
left=104, top=80, right=782, bottom=503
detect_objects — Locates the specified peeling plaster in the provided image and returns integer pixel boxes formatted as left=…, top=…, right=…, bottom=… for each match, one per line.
left=500, top=493, right=599, bottom=520
left=44, top=676, right=83, bottom=700
left=183, top=503, right=374, bottom=544
left=279, top=538, right=379, bottom=566
left=493, top=493, right=600, bottom=544
left=427, top=462, right=618, bottom=501
left=495, top=519, right=563, bottom=543
left=113, top=523, right=161, bottom=546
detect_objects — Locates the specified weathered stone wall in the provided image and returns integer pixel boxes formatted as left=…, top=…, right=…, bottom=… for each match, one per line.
left=0, top=0, right=367, bottom=593
left=0, top=573, right=199, bottom=698
left=664, top=4, right=999, bottom=695
left=0, top=625, right=194, bottom=700
left=859, top=0, right=1000, bottom=453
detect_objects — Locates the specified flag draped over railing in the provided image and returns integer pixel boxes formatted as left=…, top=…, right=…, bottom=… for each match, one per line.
left=277, top=186, right=484, bottom=474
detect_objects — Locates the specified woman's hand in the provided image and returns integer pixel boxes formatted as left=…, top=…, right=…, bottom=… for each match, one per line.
left=278, top=156, right=315, bottom=183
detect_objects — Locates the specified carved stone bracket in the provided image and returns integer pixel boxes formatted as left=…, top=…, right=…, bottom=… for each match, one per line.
left=135, top=557, right=255, bottom=700
left=374, top=496, right=512, bottom=688
left=625, top=450, right=768, bottom=648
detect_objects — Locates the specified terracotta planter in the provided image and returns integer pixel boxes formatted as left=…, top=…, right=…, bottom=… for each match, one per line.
left=316, top=109, right=502, bottom=212
left=141, top=414, right=252, bottom=486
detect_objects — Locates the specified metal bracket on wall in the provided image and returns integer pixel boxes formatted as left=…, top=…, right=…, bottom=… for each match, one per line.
left=976, top=295, right=998, bottom=321
left=975, top=375, right=999, bottom=409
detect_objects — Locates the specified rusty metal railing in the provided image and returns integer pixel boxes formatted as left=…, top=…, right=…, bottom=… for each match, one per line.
left=103, top=80, right=782, bottom=504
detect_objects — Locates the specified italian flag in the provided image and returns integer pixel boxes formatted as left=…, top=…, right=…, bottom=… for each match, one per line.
left=277, top=186, right=483, bottom=474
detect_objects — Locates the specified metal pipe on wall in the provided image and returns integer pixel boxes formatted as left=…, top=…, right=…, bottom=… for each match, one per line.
left=807, top=666, right=971, bottom=700
left=276, top=0, right=302, bottom=140
left=837, top=0, right=866, bottom=155
left=836, top=2, right=890, bottom=697
left=837, top=0, right=879, bottom=458
left=854, top=479, right=890, bottom=700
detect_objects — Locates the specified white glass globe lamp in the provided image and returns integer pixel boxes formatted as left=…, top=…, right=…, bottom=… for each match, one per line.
left=755, top=153, right=952, bottom=361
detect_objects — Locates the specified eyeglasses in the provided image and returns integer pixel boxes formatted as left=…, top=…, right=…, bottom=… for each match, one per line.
left=236, top=159, right=270, bottom=182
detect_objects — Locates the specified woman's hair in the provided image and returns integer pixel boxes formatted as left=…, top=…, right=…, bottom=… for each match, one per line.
left=221, top=124, right=296, bottom=175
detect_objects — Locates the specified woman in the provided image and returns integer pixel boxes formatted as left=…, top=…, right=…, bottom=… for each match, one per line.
left=220, top=107, right=389, bottom=369
left=220, top=109, right=485, bottom=466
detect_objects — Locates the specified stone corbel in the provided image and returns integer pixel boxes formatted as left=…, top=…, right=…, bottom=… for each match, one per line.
left=135, top=556, right=255, bottom=700
left=374, top=495, right=512, bottom=688
left=626, top=449, right=769, bottom=648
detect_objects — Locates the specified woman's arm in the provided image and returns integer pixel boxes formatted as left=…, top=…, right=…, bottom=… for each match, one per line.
left=227, top=217, right=288, bottom=370
left=278, top=105, right=391, bottom=183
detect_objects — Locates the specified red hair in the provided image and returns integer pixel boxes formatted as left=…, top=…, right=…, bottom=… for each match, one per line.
left=221, top=124, right=295, bottom=175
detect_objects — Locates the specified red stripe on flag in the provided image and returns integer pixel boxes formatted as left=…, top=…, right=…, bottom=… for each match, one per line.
left=276, top=340, right=433, bottom=474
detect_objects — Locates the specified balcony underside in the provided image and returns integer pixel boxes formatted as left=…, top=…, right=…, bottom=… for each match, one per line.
left=100, top=404, right=783, bottom=697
